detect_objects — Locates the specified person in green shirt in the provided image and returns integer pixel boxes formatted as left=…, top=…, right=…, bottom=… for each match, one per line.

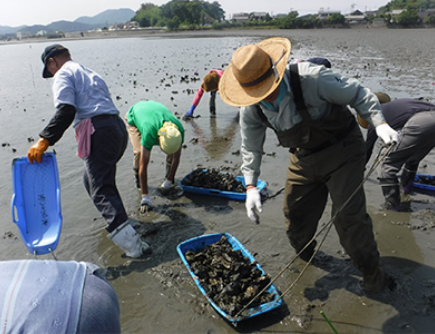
left=126, top=100, right=184, bottom=212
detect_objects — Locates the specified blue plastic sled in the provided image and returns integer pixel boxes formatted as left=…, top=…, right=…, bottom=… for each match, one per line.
left=177, top=233, right=283, bottom=323
left=11, top=152, right=62, bottom=255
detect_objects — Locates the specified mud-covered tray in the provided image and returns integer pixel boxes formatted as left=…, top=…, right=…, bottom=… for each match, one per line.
left=413, top=174, right=435, bottom=192
left=180, top=169, right=267, bottom=201
left=177, top=233, right=282, bottom=323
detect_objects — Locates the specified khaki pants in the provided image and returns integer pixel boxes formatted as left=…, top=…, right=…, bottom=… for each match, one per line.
left=125, top=116, right=173, bottom=178
left=283, top=126, right=380, bottom=276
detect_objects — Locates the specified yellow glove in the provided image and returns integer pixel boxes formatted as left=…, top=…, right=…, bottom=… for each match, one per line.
left=27, top=138, right=50, bottom=164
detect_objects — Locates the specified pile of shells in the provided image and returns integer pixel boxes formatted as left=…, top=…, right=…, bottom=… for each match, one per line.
left=182, top=168, right=245, bottom=193
left=185, top=235, right=275, bottom=317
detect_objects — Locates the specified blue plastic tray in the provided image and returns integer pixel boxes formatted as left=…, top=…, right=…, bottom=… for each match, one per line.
left=177, top=233, right=282, bottom=323
left=11, top=153, right=62, bottom=255
left=413, top=174, right=435, bottom=192
left=180, top=170, right=267, bottom=201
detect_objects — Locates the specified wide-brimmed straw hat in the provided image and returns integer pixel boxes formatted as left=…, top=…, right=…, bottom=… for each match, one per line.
left=201, top=71, right=220, bottom=92
left=219, top=37, right=291, bottom=107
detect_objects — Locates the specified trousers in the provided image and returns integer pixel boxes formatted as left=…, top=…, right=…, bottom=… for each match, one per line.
left=283, top=125, right=380, bottom=276
left=84, top=115, right=128, bottom=233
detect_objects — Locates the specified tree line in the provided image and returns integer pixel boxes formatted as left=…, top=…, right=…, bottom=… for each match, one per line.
left=131, top=0, right=435, bottom=30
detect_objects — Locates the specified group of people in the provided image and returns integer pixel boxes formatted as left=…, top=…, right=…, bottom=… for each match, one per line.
left=27, top=38, right=435, bottom=295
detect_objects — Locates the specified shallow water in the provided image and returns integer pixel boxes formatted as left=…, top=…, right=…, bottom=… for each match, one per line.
left=1, top=29, right=435, bottom=333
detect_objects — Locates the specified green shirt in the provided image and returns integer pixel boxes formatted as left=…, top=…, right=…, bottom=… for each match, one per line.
left=126, top=100, right=184, bottom=151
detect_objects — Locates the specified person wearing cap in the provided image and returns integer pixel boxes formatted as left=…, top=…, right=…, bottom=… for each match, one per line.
left=26, top=44, right=151, bottom=258
left=185, top=69, right=224, bottom=118
left=361, top=93, right=435, bottom=211
left=125, top=100, right=184, bottom=212
left=218, top=37, right=398, bottom=293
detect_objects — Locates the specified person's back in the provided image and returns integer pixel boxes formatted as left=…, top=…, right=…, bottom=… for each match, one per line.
left=0, top=260, right=120, bottom=334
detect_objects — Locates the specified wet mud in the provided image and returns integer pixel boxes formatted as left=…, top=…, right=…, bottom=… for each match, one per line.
left=2, top=29, right=435, bottom=333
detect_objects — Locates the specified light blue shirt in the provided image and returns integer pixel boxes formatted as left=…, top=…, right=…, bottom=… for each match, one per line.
left=52, top=60, right=119, bottom=127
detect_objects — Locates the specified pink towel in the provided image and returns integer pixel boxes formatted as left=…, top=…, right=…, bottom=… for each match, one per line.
left=75, top=118, right=95, bottom=159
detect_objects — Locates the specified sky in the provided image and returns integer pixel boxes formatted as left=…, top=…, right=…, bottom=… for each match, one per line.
left=0, top=0, right=390, bottom=27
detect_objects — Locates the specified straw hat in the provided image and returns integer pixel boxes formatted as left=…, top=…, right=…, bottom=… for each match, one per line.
left=219, top=37, right=291, bottom=107
left=158, top=122, right=182, bottom=154
left=357, top=92, right=392, bottom=129
left=201, top=71, right=220, bottom=92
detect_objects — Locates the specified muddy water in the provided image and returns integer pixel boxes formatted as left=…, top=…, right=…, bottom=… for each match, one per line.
left=1, top=29, right=435, bottom=333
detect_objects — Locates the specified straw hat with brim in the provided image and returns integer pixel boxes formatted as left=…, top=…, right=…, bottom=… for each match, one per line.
left=201, top=72, right=220, bottom=92
left=158, top=122, right=182, bottom=154
left=219, top=37, right=291, bottom=107
left=357, top=92, right=392, bottom=129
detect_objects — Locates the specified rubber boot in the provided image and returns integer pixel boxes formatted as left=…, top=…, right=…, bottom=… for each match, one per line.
left=380, top=183, right=401, bottom=211
left=108, top=221, right=151, bottom=258
left=295, top=240, right=317, bottom=262
left=400, top=168, right=416, bottom=195
left=362, top=266, right=386, bottom=293
left=133, top=168, right=140, bottom=189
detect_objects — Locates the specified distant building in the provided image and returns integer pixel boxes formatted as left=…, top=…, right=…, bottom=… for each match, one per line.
left=317, top=9, right=341, bottom=20
left=344, top=10, right=367, bottom=24
left=232, top=12, right=249, bottom=22
left=251, top=12, right=268, bottom=20
left=123, top=21, right=140, bottom=30
left=16, top=31, right=32, bottom=39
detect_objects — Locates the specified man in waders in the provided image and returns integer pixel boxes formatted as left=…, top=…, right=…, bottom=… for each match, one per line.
left=218, top=37, right=398, bottom=293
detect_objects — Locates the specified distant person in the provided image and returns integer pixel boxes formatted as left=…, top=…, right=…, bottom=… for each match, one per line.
left=218, top=37, right=398, bottom=292
left=0, top=260, right=120, bottom=334
left=185, top=69, right=223, bottom=118
left=27, top=44, right=150, bottom=258
left=361, top=93, right=435, bottom=210
left=125, top=100, right=184, bottom=213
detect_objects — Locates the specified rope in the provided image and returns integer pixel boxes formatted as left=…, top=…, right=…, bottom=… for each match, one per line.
left=234, top=142, right=396, bottom=318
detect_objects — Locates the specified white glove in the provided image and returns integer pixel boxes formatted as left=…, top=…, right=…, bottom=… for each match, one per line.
left=140, top=194, right=153, bottom=213
left=160, top=179, right=172, bottom=196
left=246, top=187, right=262, bottom=223
left=375, top=123, right=398, bottom=145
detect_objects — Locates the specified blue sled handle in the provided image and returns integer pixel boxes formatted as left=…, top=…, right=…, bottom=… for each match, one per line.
left=11, top=194, right=17, bottom=224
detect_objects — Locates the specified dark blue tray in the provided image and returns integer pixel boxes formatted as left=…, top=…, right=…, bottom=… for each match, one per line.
left=414, top=174, right=435, bottom=192
left=177, top=233, right=282, bottom=323
left=180, top=170, right=267, bottom=201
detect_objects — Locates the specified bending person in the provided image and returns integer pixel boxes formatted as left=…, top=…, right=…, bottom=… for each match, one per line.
left=360, top=93, right=435, bottom=210
left=26, top=44, right=150, bottom=258
left=218, top=37, right=398, bottom=293
left=126, top=100, right=184, bottom=212
left=185, top=69, right=223, bottom=118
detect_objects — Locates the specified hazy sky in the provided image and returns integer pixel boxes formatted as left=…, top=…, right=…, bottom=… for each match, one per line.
left=0, top=0, right=389, bottom=27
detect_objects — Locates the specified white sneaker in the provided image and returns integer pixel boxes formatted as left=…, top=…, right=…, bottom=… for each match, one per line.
left=108, top=222, right=152, bottom=258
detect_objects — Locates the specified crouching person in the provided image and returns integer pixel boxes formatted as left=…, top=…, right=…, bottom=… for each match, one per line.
left=125, top=100, right=184, bottom=212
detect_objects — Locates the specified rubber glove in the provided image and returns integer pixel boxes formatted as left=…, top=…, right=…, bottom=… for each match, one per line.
left=246, top=187, right=262, bottom=223
left=375, top=123, right=398, bottom=145
left=160, top=179, right=172, bottom=196
left=185, top=105, right=195, bottom=118
left=27, top=138, right=49, bottom=164
left=140, top=194, right=153, bottom=213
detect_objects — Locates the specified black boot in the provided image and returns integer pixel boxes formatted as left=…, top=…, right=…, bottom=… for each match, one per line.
left=295, top=240, right=317, bottom=262
left=400, top=168, right=416, bottom=195
left=133, top=168, right=140, bottom=189
left=380, top=181, right=401, bottom=211
left=362, top=266, right=386, bottom=293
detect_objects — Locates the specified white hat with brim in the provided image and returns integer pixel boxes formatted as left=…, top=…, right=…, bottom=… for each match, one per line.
left=158, top=122, right=182, bottom=155
left=219, top=37, right=291, bottom=107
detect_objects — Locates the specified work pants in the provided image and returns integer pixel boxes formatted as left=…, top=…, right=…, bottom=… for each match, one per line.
left=126, top=120, right=172, bottom=179
left=380, top=110, right=435, bottom=206
left=84, top=115, right=128, bottom=233
left=283, top=126, right=380, bottom=276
